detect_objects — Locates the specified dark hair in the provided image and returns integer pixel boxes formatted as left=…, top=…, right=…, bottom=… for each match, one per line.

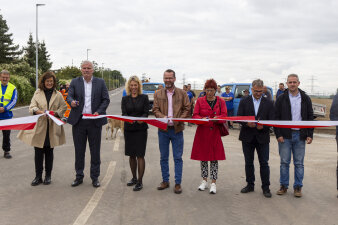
left=279, top=83, right=284, bottom=86
left=204, top=79, right=217, bottom=90
left=38, top=71, right=57, bottom=90
left=164, top=69, right=175, bottom=77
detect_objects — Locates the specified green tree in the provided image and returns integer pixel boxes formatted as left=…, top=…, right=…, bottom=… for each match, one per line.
left=23, top=33, right=35, bottom=67
left=38, top=40, right=52, bottom=72
left=0, top=14, right=22, bottom=63
left=23, top=33, right=52, bottom=72
left=55, top=66, right=82, bottom=80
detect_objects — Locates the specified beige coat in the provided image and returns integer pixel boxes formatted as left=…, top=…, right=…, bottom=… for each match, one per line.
left=17, top=89, right=67, bottom=148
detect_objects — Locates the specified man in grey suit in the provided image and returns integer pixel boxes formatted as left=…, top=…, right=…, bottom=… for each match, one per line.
left=67, top=60, right=110, bottom=188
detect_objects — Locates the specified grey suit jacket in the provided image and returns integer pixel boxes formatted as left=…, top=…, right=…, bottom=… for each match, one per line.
left=66, top=76, right=110, bottom=126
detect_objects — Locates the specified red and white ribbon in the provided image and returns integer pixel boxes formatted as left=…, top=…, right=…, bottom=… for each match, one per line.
left=0, top=111, right=65, bottom=130
left=0, top=112, right=337, bottom=131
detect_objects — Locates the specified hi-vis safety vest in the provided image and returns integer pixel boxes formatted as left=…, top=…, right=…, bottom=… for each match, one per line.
left=0, top=82, right=16, bottom=111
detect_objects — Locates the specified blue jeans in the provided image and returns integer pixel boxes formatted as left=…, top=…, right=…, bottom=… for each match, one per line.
left=158, top=128, right=184, bottom=184
left=278, top=131, right=306, bottom=188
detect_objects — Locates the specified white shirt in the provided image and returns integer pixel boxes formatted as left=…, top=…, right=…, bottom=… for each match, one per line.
left=82, top=77, right=93, bottom=114
left=252, top=95, right=262, bottom=117
left=289, top=91, right=302, bottom=130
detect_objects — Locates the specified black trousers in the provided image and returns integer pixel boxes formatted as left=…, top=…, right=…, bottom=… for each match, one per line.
left=34, top=147, right=54, bottom=177
left=242, top=139, right=270, bottom=191
left=72, top=119, right=102, bottom=181
left=336, top=139, right=338, bottom=190
left=2, top=130, right=11, bottom=152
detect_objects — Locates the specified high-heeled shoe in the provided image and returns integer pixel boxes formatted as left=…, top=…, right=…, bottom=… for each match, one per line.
left=127, top=178, right=137, bottom=186
left=133, top=182, right=143, bottom=191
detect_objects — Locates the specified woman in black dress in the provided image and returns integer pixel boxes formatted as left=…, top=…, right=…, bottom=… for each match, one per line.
left=121, top=76, right=150, bottom=191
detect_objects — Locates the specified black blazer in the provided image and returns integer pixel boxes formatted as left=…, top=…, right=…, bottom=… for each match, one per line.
left=121, top=94, right=150, bottom=131
left=67, top=76, right=110, bottom=126
left=237, top=95, right=274, bottom=144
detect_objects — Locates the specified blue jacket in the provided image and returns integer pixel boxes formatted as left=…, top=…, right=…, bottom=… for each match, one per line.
left=0, top=85, right=17, bottom=120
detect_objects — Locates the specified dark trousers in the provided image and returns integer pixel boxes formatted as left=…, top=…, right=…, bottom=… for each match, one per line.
left=34, top=147, right=54, bottom=177
left=72, top=119, right=102, bottom=181
left=2, top=130, right=11, bottom=152
left=336, top=139, right=338, bottom=190
left=242, top=139, right=270, bottom=191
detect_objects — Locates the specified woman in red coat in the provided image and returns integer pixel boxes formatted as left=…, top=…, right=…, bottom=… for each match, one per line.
left=191, top=79, right=227, bottom=194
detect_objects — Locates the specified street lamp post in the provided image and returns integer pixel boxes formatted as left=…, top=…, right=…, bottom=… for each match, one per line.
left=36, top=3, right=45, bottom=90
left=86, top=49, right=91, bottom=60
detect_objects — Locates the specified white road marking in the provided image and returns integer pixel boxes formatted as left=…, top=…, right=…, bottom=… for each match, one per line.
left=72, top=130, right=121, bottom=225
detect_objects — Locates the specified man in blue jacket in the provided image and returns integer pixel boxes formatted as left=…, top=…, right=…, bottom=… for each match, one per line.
left=0, top=70, right=18, bottom=159
left=329, top=92, right=338, bottom=198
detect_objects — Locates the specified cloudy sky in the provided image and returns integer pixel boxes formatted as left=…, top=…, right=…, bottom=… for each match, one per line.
left=1, top=0, right=338, bottom=93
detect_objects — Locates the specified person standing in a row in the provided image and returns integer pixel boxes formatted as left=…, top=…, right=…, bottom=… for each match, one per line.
left=237, top=79, right=274, bottom=198
left=330, top=92, right=338, bottom=198
left=274, top=74, right=313, bottom=198
left=18, top=71, right=67, bottom=185
left=67, top=61, right=110, bottom=188
left=122, top=76, right=150, bottom=191
left=0, top=70, right=17, bottom=159
left=153, top=69, right=191, bottom=194
left=191, top=79, right=227, bottom=194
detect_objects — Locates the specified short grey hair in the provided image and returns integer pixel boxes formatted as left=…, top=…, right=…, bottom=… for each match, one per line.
left=287, top=74, right=299, bottom=82
left=252, top=79, right=264, bottom=88
left=0, top=70, right=10, bottom=76
left=81, top=60, right=94, bottom=68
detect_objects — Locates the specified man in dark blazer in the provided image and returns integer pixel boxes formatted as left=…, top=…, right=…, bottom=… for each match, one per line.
left=330, top=93, right=338, bottom=198
left=237, top=79, right=274, bottom=198
left=67, top=60, right=110, bottom=188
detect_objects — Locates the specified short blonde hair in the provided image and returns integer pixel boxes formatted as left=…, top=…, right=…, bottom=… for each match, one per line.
left=125, top=75, right=142, bottom=95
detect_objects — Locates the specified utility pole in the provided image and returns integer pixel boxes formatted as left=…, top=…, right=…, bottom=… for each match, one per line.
left=193, top=81, right=196, bottom=90
left=182, top=74, right=186, bottom=85
left=309, top=75, right=316, bottom=94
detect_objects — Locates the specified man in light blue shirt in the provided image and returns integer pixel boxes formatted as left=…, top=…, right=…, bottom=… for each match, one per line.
left=274, top=74, right=313, bottom=198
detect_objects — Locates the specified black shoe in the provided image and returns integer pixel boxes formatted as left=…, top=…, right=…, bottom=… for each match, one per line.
left=92, top=180, right=100, bottom=188
left=263, top=189, right=272, bottom=198
left=127, top=178, right=137, bottom=186
left=133, top=182, right=143, bottom=191
left=241, top=185, right=254, bottom=193
left=43, top=176, right=51, bottom=185
left=31, top=177, right=43, bottom=186
left=4, top=152, right=12, bottom=159
left=71, top=178, right=83, bottom=187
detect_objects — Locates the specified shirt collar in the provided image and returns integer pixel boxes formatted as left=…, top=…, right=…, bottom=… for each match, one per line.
left=288, top=91, right=300, bottom=98
left=252, top=95, right=262, bottom=102
left=82, top=76, right=93, bottom=83
left=166, top=87, right=175, bottom=94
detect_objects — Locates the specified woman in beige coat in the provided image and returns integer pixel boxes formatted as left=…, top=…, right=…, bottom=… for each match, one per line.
left=18, top=71, right=67, bottom=186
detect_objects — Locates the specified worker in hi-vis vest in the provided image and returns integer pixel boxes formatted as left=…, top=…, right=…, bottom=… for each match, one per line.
left=0, top=70, right=18, bottom=159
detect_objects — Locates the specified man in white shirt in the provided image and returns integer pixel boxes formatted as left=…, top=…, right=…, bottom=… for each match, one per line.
left=67, top=61, right=110, bottom=188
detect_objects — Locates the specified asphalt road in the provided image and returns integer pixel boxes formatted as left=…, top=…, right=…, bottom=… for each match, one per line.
left=0, top=89, right=337, bottom=225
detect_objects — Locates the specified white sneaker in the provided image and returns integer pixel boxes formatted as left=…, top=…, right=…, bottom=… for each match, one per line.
left=210, top=183, right=216, bottom=194
left=198, top=180, right=208, bottom=191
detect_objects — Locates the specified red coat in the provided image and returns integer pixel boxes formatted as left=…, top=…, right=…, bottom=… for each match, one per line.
left=191, top=96, right=227, bottom=161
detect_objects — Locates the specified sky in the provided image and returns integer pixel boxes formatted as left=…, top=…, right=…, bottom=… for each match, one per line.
left=1, top=0, right=338, bottom=93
